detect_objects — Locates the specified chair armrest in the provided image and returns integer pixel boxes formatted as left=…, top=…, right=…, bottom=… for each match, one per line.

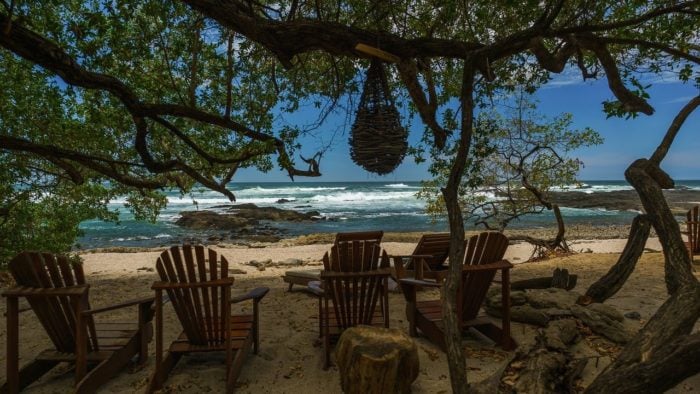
left=231, top=287, right=270, bottom=304
left=462, top=260, right=513, bottom=272
left=399, top=278, right=442, bottom=288
left=151, top=278, right=234, bottom=290
left=83, top=296, right=155, bottom=316
left=321, top=269, right=392, bottom=279
left=2, top=285, right=88, bottom=298
left=389, top=254, right=435, bottom=260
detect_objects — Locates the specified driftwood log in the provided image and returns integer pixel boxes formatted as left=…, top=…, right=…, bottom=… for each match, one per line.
left=335, top=326, right=419, bottom=394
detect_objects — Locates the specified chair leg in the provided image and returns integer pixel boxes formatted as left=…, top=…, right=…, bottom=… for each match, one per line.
left=138, top=303, right=154, bottom=364
left=253, top=300, right=260, bottom=354
left=147, top=352, right=181, bottom=393
left=323, top=297, right=331, bottom=369
left=225, top=335, right=253, bottom=394
left=6, top=296, right=19, bottom=394
left=406, top=303, right=417, bottom=337
left=0, top=360, right=58, bottom=393
left=323, top=333, right=331, bottom=370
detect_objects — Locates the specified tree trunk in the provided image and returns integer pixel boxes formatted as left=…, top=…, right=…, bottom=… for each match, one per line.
left=335, top=326, right=419, bottom=394
left=440, top=61, right=476, bottom=393
left=550, top=204, right=568, bottom=251
left=585, top=285, right=700, bottom=394
left=586, top=97, right=700, bottom=391
left=584, top=214, right=651, bottom=303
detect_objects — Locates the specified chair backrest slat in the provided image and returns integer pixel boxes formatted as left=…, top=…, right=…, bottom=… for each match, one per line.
left=335, top=231, right=384, bottom=244
left=322, top=241, right=389, bottom=330
left=182, top=245, right=205, bottom=341
left=156, top=246, right=231, bottom=346
left=9, top=252, right=96, bottom=353
left=460, top=232, right=509, bottom=321
left=688, top=206, right=700, bottom=253
left=412, top=233, right=451, bottom=270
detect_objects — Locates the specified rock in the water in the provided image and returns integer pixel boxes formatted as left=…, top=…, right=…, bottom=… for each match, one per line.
left=276, top=198, right=293, bottom=204
left=525, top=288, right=581, bottom=310
left=176, top=211, right=253, bottom=230
left=228, top=203, right=321, bottom=221
left=335, top=326, right=419, bottom=394
left=570, top=304, right=631, bottom=344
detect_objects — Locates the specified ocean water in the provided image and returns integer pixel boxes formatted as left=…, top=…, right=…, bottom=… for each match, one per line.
left=77, top=180, right=700, bottom=249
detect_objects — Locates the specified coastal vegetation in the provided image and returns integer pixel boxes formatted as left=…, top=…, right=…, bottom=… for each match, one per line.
left=0, top=1, right=699, bottom=392
left=417, top=93, right=602, bottom=256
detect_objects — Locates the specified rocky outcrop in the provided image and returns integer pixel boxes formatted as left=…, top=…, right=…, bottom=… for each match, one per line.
left=550, top=189, right=700, bottom=215
left=175, top=211, right=253, bottom=230
left=226, top=203, right=321, bottom=221
left=176, top=204, right=322, bottom=232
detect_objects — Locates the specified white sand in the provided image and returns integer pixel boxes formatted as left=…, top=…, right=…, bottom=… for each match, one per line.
left=0, top=237, right=693, bottom=393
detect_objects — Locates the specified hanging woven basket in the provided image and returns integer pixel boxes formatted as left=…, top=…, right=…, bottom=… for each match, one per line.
left=349, top=59, right=408, bottom=175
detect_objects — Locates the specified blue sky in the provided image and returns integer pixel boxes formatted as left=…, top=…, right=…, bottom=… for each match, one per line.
left=236, top=73, right=700, bottom=182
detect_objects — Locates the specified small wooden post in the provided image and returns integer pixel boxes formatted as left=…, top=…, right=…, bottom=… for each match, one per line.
left=335, top=326, right=419, bottom=394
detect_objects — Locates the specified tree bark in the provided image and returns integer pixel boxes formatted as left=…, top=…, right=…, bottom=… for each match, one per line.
left=440, top=60, right=476, bottom=393
left=585, top=285, right=700, bottom=394
left=584, top=214, right=651, bottom=303
left=586, top=97, right=700, bottom=391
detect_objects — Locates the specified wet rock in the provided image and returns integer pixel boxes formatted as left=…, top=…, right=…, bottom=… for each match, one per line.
left=176, top=211, right=253, bottom=230
left=550, top=189, right=700, bottom=216
left=244, top=235, right=281, bottom=243
left=276, top=198, right=293, bottom=204
left=227, top=203, right=321, bottom=222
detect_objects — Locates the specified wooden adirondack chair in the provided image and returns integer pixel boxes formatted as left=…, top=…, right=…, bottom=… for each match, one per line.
left=312, top=240, right=391, bottom=368
left=399, top=232, right=515, bottom=351
left=283, top=230, right=384, bottom=291
left=2, top=252, right=154, bottom=394
left=334, top=230, right=384, bottom=244
left=149, top=245, right=269, bottom=394
left=392, top=233, right=451, bottom=282
left=685, top=206, right=700, bottom=262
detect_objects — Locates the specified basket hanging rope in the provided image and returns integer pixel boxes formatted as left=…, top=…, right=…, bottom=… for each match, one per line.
left=349, top=58, right=408, bottom=175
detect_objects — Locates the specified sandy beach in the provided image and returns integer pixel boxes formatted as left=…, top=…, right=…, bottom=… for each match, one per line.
left=1, top=236, right=696, bottom=393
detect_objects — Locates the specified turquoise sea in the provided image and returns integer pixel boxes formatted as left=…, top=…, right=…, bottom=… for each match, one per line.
left=77, top=180, right=700, bottom=249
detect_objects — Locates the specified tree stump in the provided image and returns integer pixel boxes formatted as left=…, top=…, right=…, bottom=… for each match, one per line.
left=335, top=326, right=419, bottom=394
